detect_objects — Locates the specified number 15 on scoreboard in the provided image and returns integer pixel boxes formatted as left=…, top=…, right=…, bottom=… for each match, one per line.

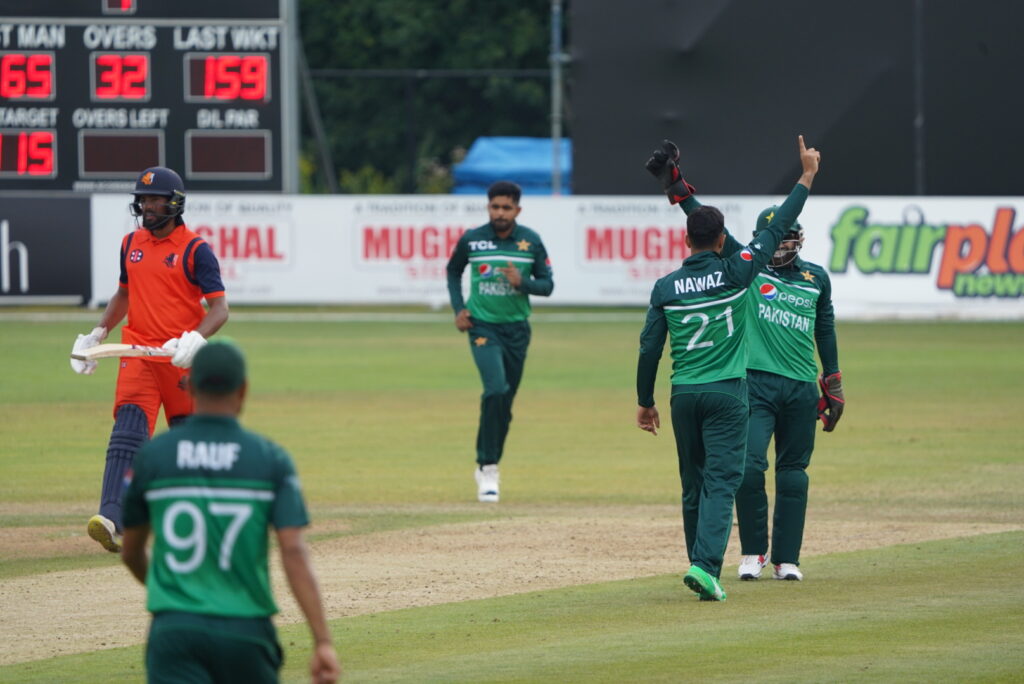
left=0, top=130, right=56, bottom=177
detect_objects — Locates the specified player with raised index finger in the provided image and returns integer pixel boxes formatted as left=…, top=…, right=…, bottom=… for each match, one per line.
left=645, top=139, right=845, bottom=582
left=635, top=136, right=821, bottom=602
left=70, top=166, right=228, bottom=553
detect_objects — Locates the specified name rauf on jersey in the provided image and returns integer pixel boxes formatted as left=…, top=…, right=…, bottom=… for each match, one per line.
left=674, top=271, right=724, bottom=295
left=177, top=440, right=240, bottom=470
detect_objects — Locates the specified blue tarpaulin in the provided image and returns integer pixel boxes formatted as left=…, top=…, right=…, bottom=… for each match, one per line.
left=452, top=137, right=572, bottom=195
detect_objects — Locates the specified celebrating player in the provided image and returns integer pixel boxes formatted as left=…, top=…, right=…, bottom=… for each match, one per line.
left=445, top=181, right=554, bottom=502
left=645, top=139, right=844, bottom=582
left=120, top=341, right=340, bottom=684
left=70, top=166, right=228, bottom=553
left=635, top=136, right=821, bottom=601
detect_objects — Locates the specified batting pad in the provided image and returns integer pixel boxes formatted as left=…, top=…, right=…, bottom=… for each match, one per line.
left=99, top=404, right=149, bottom=529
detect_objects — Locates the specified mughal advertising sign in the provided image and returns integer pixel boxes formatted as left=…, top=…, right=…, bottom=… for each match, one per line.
left=88, top=194, right=1024, bottom=319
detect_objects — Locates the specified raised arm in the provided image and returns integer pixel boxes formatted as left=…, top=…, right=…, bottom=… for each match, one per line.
left=645, top=140, right=743, bottom=255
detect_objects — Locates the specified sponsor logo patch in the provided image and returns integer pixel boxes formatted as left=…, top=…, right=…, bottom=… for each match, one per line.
left=140, top=171, right=154, bottom=185
left=760, top=283, right=778, bottom=300
left=740, top=249, right=753, bottom=262
left=129, top=249, right=144, bottom=263
left=478, top=263, right=494, bottom=278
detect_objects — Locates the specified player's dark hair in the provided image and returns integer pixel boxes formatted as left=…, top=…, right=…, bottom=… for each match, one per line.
left=687, top=205, right=725, bottom=249
left=488, top=181, right=522, bottom=204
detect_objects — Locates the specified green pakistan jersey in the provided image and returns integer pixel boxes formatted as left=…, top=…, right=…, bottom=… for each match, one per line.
left=747, top=258, right=837, bottom=382
left=122, top=414, right=309, bottom=618
left=446, top=222, right=554, bottom=323
left=637, top=184, right=809, bottom=405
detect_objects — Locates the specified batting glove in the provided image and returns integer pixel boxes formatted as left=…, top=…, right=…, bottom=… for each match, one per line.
left=70, top=326, right=108, bottom=375
left=644, top=139, right=696, bottom=204
left=163, top=330, right=207, bottom=369
left=817, top=371, right=845, bottom=432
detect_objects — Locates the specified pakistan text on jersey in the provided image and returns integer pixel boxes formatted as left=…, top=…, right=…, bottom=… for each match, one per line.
left=478, top=281, right=516, bottom=296
left=674, top=271, right=724, bottom=295
left=757, top=304, right=811, bottom=332
left=177, top=441, right=241, bottom=471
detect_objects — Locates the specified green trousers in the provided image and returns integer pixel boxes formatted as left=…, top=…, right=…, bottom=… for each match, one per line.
left=735, top=369, right=818, bottom=565
left=670, top=378, right=748, bottom=579
left=145, top=612, right=282, bottom=684
left=467, top=318, right=531, bottom=466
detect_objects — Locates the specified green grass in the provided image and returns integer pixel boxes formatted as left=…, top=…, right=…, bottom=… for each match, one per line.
left=4, top=532, right=1022, bottom=683
left=1, top=316, right=1023, bottom=680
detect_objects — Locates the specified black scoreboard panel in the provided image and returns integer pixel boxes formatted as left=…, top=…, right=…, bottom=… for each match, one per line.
left=0, top=0, right=296, bottom=192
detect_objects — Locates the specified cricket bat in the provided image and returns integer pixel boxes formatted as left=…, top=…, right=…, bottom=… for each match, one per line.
left=71, top=343, right=174, bottom=361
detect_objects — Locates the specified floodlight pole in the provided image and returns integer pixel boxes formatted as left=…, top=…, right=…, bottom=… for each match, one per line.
left=550, top=0, right=565, bottom=195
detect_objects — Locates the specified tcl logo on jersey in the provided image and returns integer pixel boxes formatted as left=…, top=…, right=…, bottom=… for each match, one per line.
left=760, top=283, right=777, bottom=300
left=478, top=263, right=494, bottom=278
left=469, top=240, right=498, bottom=251
left=129, top=249, right=144, bottom=263
left=740, top=249, right=753, bottom=261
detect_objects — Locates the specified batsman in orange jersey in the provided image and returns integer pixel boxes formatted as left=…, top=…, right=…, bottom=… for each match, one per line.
left=70, top=166, right=229, bottom=553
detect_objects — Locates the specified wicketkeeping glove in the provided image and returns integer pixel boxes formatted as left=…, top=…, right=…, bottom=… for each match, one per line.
left=817, top=371, right=845, bottom=432
left=163, top=330, right=207, bottom=369
left=70, top=326, right=108, bottom=375
left=644, top=139, right=696, bottom=205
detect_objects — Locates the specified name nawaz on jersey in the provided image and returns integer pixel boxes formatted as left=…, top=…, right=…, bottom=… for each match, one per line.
left=674, top=271, right=724, bottom=294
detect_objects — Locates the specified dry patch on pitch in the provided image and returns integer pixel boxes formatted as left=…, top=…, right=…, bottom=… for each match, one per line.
left=1, top=505, right=1020, bottom=665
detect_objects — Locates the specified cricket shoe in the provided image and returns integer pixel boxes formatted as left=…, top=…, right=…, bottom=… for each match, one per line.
left=773, top=563, right=804, bottom=581
left=683, top=565, right=726, bottom=602
left=738, top=554, right=768, bottom=580
left=87, top=514, right=122, bottom=553
left=475, top=464, right=499, bottom=503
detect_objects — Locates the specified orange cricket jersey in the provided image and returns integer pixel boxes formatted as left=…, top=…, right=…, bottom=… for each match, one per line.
left=118, top=223, right=225, bottom=349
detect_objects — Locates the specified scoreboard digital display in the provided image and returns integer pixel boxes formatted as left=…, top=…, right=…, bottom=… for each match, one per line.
left=0, top=0, right=297, bottom=192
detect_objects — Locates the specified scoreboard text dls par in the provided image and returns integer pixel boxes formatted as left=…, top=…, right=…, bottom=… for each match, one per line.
left=0, top=0, right=299, bottom=192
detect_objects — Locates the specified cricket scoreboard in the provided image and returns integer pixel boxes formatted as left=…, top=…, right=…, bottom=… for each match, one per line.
left=0, top=0, right=298, bottom=192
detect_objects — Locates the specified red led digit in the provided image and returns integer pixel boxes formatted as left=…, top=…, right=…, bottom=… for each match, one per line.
left=0, top=53, right=53, bottom=100
left=26, top=131, right=54, bottom=175
left=121, top=54, right=148, bottom=98
left=1, top=54, right=26, bottom=98
left=25, top=54, right=52, bottom=98
left=239, top=56, right=267, bottom=100
left=95, top=54, right=120, bottom=98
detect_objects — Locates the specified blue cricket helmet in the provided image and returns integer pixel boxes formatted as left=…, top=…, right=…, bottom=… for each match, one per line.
left=130, top=167, right=186, bottom=224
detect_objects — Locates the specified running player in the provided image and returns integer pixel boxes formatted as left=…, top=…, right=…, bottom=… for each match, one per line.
left=445, top=181, right=554, bottom=502
left=70, top=166, right=228, bottom=553
left=635, top=136, right=821, bottom=601
left=121, top=341, right=340, bottom=683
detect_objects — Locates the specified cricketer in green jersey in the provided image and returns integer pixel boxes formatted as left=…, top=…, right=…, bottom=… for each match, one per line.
left=121, top=342, right=340, bottom=684
left=674, top=194, right=845, bottom=581
left=446, top=181, right=554, bottom=503
left=636, top=136, right=821, bottom=602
